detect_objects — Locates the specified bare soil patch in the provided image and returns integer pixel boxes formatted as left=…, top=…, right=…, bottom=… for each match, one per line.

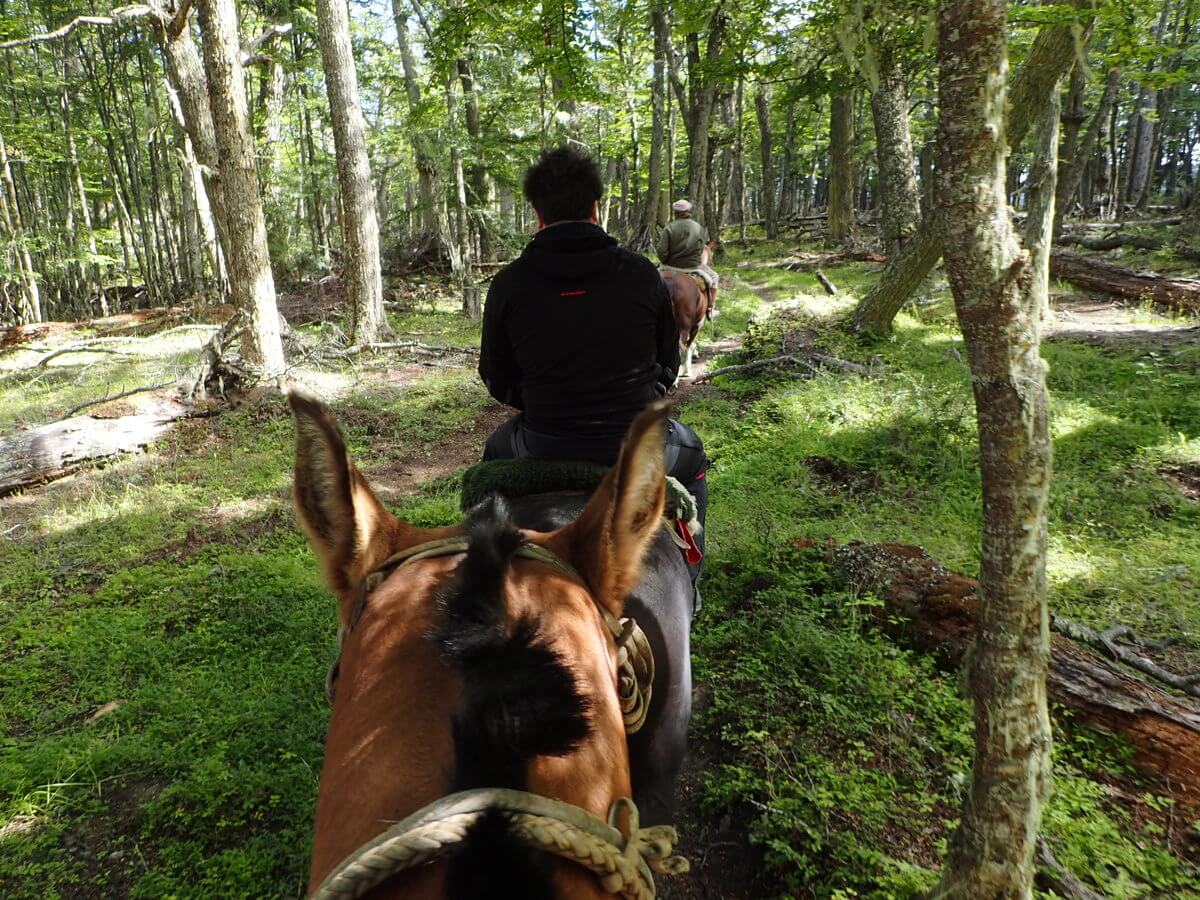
left=1163, top=463, right=1200, bottom=502
left=366, top=401, right=513, bottom=502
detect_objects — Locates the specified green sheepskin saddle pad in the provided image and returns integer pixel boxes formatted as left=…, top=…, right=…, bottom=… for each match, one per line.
left=459, top=459, right=609, bottom=512
left=459, top=459, right=699, bottom=531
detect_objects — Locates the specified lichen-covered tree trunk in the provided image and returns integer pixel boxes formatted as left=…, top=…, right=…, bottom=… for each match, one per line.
left=934, top=0, right=1054, bottom=894
left=197, top=0, right=285, bottom=373
left=1054, top=66, right=1121, bottom=237
left=756, top=83, right=777, bottom=239
left=851, top=3, right=1093, bottom=335
left=828, top=88, right=855, bottom=242
left=871, top=53, right=921, bottom=255
left=315, top=0, right=387, bottom=344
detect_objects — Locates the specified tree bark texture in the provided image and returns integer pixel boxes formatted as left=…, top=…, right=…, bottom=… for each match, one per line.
left=852, top=1, right=1095, bottom=334
left=870, top=54, right=921, bottom=255
left=827, top=541, right=1200, bottom=811
left=197, top=0, right=285, bottom=373
left=828, top=88, right=855, bottom=242
left=935, top=0, right=1054, bottom=894
left=315, top=0, right=387, bottom=344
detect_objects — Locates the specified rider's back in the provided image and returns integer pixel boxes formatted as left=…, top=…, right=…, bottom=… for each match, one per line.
left=479, top=221, right=678, bottom=440
left=657, top=218, right=707, bottom=269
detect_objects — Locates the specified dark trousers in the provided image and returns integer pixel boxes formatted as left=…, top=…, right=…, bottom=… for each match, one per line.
left=483, top=414, right=708, bottom=578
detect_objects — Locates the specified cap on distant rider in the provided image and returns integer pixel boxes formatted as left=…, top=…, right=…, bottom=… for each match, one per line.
left=671, top=199, right=693, bottom=215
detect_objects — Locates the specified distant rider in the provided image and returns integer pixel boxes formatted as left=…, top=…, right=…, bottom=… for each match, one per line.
left=657, top=199, right=719, bottom=318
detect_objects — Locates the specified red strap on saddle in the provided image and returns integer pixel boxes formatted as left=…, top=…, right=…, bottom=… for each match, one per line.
left=674, top=519, right=703, bottom=566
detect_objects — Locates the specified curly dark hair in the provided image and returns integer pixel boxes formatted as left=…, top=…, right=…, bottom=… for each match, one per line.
left=522, top=146, right=604, bottom=225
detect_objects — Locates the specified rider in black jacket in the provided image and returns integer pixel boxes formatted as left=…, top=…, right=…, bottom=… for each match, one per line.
left=479, top=147, right=708, bottom=585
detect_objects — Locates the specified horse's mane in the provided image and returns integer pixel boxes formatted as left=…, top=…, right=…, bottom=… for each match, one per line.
left=432, top=496, right=592, bottom=900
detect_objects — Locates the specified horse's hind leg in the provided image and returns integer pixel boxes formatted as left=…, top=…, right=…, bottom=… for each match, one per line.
left=683, top=342, right=695, bottom=378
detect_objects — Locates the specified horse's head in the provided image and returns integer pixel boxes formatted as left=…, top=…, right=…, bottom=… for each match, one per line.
left=290, top=391, right=675, bottom=899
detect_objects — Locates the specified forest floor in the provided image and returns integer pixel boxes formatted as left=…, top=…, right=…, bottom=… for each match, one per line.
left=2, top=232, right=1200, bottom=898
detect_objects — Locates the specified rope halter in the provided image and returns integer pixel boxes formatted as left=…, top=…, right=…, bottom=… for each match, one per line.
left=325, top=535, right=656, bottom=735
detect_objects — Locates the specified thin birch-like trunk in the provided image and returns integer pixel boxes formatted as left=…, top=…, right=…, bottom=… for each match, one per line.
left=934, top=0, right=1054, bottom=893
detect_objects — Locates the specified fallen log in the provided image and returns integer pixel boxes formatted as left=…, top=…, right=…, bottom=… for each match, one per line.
left=1057, top=234, right=1164, bottom=252
left=1050, top=250, right=1200, bottom=312
left=0, top=394, right=196, bottom=496
left=773, top=252, right=887, bottom=272
left=823, top=540, right=1200, bottom=809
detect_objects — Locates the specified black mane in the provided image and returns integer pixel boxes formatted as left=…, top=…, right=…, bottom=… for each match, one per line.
left=433, top=496, right=592, bottom=900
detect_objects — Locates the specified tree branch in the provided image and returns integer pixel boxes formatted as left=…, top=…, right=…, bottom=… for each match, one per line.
left=167, top=0, right=196, bottom=38
left=0, top=5, right=152, bottom=50
left=1052, top=616, right=1200, bottom=698
left=240, top=21, right=292, bottom=64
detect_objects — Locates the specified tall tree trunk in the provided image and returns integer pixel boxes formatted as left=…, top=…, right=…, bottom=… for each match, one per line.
left=871, top=52, right=921, bottom=255
left=828, top=88, right=855, bottom=242
left=1126, top=0, right=1172, bottom=210
left=197, top=0, right=285, bottom=373
left=756, top=83, right=777, bottom=239
left=633, top=8, right=668, bottom=249
left=457, top=56, right=493, bottom=260
left=935, top=0, right=1054, bottom=893
left=0, top=129, right=40, bottom=322
left=315, top=0, right=388, bottom=343
left=851, top=1, right=1094, bottom=334
left=778, top=97, right=796, bottom=219
left=1054, top=66, right=1121, bottom=237
left=392, top=0, right=440, bottom=239
left=256, top=57, right=288, bottom=254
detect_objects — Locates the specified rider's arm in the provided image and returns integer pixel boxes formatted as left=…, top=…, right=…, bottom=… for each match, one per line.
left=656, top=223, right=671, bottom=264
left=654, top=278, right=680, bottom=393
left=478, top=277, right=524, bottom=410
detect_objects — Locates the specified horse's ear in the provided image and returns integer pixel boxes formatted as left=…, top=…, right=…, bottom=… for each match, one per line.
left=289, top=390, right=422, bottom=611
left=548, top=402, right=669, bottom=617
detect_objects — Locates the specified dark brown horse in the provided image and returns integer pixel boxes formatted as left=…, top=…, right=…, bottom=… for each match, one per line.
left=660, top=271, right=708, bottom=378
left=291, top=393, right=690, bottom=899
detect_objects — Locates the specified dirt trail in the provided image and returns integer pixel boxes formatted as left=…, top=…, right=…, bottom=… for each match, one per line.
left=1047, top=293, right=1200, bottom=350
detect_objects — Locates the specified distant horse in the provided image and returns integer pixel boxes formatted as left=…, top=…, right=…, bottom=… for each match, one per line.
left=661, top=271, right=708, bottom=379
left=291, top=393, right=692, bottom=899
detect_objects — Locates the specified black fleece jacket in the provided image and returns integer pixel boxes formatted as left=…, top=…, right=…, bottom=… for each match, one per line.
left=478, top=221, right=679, bottom=438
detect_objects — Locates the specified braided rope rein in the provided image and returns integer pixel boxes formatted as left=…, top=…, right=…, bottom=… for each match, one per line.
left=310, top=789, right=688, bottom=900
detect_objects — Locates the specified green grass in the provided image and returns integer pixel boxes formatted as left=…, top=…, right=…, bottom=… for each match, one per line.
left=2, top=247, right=1198, bottom=897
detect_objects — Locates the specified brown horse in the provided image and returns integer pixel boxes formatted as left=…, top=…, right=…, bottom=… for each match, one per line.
left=660, top=271, right=708, bottom=379
left=291, top=392, right=684, bottom=899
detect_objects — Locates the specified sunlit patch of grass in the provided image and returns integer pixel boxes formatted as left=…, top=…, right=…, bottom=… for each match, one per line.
left=0, top=329, right=215, bottom=433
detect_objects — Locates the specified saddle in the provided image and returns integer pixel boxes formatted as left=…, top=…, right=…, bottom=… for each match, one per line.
left=460, top=459, right=702, bottom=563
